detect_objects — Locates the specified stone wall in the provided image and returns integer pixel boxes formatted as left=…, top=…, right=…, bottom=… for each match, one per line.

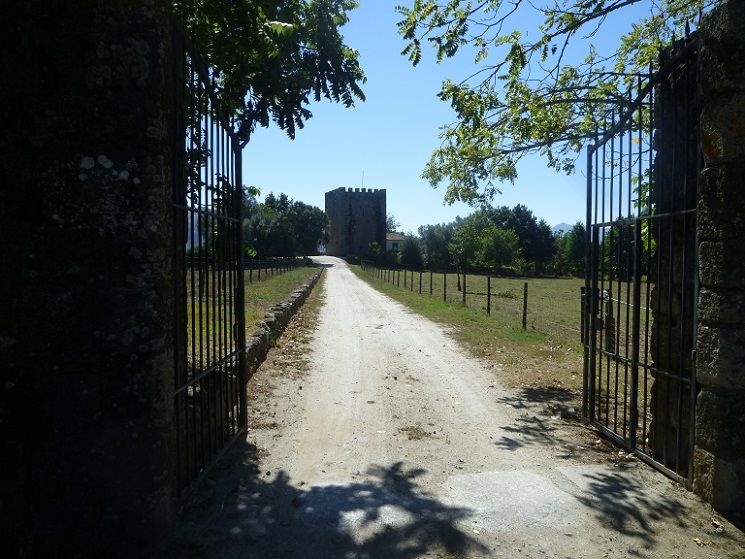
left=246, top=269, right=323, bottom=377
left=1, top=2, right=177, bottom=555
left=325, top=187, right=386, bottom=257
left=693, top=0, right=745, bottom=524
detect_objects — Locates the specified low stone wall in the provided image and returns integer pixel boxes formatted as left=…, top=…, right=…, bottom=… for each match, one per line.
left=245, top=269, right=323, bottom=376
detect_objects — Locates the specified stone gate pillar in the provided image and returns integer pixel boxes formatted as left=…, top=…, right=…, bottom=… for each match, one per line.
left=1, top=1, right=177, bottom=555
left=693, top=0, right=745, bottom=524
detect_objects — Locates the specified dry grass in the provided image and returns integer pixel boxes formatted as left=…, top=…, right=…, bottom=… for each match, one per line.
left=247, top=271, right=327, bottom=432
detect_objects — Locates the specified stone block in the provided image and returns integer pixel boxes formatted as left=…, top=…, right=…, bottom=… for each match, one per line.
left=699, top=240, right=745, bottom=288
left=698, top=288, right=745, bottom=325
left=700, top=93, right=745, bottom=164
left=695, top=388, right=745, bottom=460
left=700, top=0, right=745, bottom=97
left=697, top=325, right=745, bottom=389
left=693, top=448, right=745, bottom=518
left=698, top=164, right=745, bottom=241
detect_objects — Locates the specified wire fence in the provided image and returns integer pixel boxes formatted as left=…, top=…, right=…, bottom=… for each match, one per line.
left=360, top=262, right=584, bottom=347
left=186, top=255, right=307, bottom=283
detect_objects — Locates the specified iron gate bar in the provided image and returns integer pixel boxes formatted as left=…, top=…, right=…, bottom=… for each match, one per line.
left=583, top=31, right=699, bottom=487
left=173, top=30, right=247, bottom=494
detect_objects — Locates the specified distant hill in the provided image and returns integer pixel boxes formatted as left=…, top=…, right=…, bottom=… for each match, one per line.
left=551, top=222, right=572, bottom=236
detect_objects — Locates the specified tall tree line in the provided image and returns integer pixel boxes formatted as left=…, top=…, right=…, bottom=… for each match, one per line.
left=243, top=193, right=328, bottom=258
left=394, top=205, right=585, bottom=277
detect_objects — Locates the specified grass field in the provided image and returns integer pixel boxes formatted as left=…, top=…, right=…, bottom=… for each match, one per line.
left=351, top=265, right=585, bottom=394
left=372, top=268, right=584, bottom=348
left=185, top=266, right=319, bottom=368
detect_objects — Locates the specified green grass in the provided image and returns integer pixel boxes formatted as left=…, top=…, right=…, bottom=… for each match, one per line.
left=186, top=266, right=319, bottom=367
left=351, top=265, right=584, bottom=391
left=368, top=268, right=584, bottom=347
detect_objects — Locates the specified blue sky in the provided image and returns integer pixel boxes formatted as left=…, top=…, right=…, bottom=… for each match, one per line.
left=242, top=1, right=637, bottom=234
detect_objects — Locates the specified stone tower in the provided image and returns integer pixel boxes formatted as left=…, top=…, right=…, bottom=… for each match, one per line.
left=325, top=187, right=386, bottom=257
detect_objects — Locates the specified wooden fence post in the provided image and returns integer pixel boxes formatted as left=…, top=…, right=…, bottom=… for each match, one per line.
left=487, top=276, right=491, bottom=316
left=522, top=282, right=528, bottom=330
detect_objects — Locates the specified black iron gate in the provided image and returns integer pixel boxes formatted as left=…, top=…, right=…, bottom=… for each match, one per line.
left=173, top=38, right=247, bottom=492
left=583, top=33, right=700, bottom=486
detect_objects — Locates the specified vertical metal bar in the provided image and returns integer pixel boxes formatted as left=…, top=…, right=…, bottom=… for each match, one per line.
left=462, top=273, right=467, bottom=305
left=675, top=56, right=688, bottom=474
left=584, top=143, right=594, bottom=421
left=172, top=24, right=187, bottom=488
left=443, top=272, right=447, bottom=302
left=197, top=79, right=207, bottom=471
left=419, top=271, right=422, bottom=294
left=688, top=37, right=701, bottom=485
left=188, top=68, right=198, bottom=478
left=622, top=83, right=633, bottom=441
left=429, top=271, right=433, bottom=295
left=215, top=114, right=224, bottom=445
left=207, top=93, right=217, bottom=460
left=643, top=60, right=655, bottom=456
left=600, top=118, right=609, bottom=426
left=631, top=218, right=642, bottom=450
left=609, top=107, right=620, bottom=435
left=235, top=146, right=247, bottom=431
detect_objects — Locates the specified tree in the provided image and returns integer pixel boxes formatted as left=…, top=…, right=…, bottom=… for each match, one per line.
left=476, top=225, right=520, bottom=273
left=448, top=214, right=485, bottom=289
left=485, top=204, right=554, bottom=274
left=418, top=223, right=454, bottom=270
left=561, top=222, right=586, bottom=277
left=386, top=214, right=401, bottom=232
left=533, top=219, right=557, bottom=276
left=400, top=237, right=425, bottom=270
left=175, top=0, right=366, bottom=145
left=243, top=193, right=327, bottom=257
left=287, top=200, right=329, bottom=254
left=397, top=0, right=709, bottom=204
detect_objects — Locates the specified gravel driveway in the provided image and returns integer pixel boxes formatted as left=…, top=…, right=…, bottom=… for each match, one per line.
left=176, top=256, right=745, bottom=559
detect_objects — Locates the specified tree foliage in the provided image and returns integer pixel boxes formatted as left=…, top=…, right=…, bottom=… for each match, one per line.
left=174, top=0, right=366, bottom=145
left=400, top=237, right=425, bottom=270
left=244, top=192, right=328, bottom=257
left=397, top=0, right=711, bottom=204
left=415, top=204, right=559, bottom=275
left=418, top=223, right=454, bottom=269
left=386, top=214, right=401, bottom=232
left=553, top=221, right=586, bottom=276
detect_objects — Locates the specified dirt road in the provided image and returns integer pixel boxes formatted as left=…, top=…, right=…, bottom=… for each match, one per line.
left=177, top=256, right=745, bottom=559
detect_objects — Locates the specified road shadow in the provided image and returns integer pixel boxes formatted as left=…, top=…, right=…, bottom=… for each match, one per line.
left=497, top=385, right=576, bottom=410
left=574, top=467, right=686, bottom=550
left=170, top=441, right=486, bottom=559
